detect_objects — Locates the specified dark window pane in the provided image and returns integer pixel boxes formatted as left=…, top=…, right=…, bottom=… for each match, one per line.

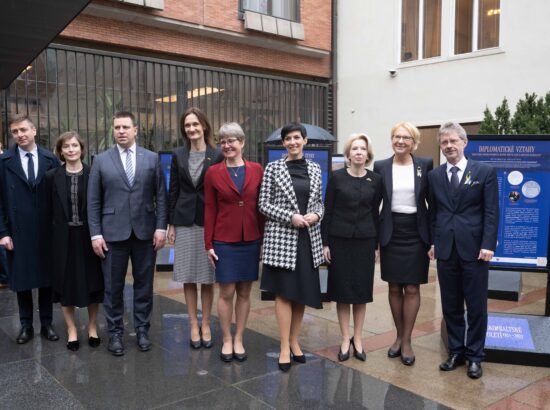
left=401, top=0, right=419, bottom=62
left=455, top=0, right=473, bottom=54
left=478, top=0, right=500, bottom=49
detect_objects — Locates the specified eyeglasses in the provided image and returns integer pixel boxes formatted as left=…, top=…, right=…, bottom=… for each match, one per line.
left=219, top=138, right=239, bottom=146
left=392, top=135, right=413, bottom=142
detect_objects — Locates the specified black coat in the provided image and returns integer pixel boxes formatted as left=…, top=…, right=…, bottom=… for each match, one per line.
left=46, top=164, right=103, bottom=296
left=0, top=145, right=60, bottom=291
left=167, top=145, right=223, bottom=227
left=373, top=155, right=433, bottom=247
left=321, top=168, right=383, bottom=245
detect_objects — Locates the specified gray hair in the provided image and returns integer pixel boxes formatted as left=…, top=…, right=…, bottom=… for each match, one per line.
left=218, top=122, right=245, bottom=141
left=438, top=122, right=467, bottom=142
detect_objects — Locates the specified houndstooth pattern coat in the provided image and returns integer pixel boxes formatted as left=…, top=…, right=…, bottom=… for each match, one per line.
left=259, top=158, right=324, bottom=270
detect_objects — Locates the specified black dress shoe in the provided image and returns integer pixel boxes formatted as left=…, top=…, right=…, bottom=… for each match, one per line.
left=40, top=325, right=59, bottom=341
left=290, top=349, right=306, bottom=364
left=467, top=361, right=483, bottom=379
left=439, top=353, right=465, bottom=371
left=67, top=340, right=80, bottom=351
left=16, top=327, right=34, bottom=344
left=220, top=351, right=234, bottom=362
left=88, top=336, right=101, bottom=348
left=401, top=355, right=415, bottom=366
left=136, top=331, right=152, bottom=352
left=233, top=351, right=248, bottom=362
left=387, top=347, right=401, bottom=358
left=108, top=335, right=124, bottom=356
left=351, top=337, right=366, bottom=361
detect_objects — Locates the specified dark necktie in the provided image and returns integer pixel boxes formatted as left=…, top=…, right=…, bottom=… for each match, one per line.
left=450, top=166, right=460, bottom=191
left=26, top=152, right=35, bottom=186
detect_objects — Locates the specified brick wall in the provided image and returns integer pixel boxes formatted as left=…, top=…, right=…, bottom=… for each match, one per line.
left=59, top=0, right=332, bottom=78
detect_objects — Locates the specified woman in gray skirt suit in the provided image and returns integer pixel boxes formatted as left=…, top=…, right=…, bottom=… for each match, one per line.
left=167, top=107, right=222, bottom=349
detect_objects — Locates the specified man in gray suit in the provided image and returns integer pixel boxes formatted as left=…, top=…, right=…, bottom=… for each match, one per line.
left=88, top=111, right=167, bottom=356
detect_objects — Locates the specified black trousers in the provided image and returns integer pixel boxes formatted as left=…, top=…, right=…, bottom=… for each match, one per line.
left=102, top=232, right=156, bottom=336
left=17, top=287, right=53, bottom=328
left=437, top=245, right=489, bottom=362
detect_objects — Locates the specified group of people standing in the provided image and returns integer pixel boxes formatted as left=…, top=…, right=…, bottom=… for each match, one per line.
left=0, top=109, right=498, bottom=380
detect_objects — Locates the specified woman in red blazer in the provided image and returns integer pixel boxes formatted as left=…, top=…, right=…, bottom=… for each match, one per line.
left=204, top=122, right=264, bottom=363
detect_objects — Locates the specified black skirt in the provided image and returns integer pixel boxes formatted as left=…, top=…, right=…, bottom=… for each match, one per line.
left=380, top=213, right=429, bottom=284
left=53, top=226, right=104, bottom=307
left=326, top=236, right=376, bottom=304
left=260, top=227, right=322, bottom=309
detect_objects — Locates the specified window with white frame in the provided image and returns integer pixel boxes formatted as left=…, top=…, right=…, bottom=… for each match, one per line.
left=401, top=0, right=442, bottom=62
left=241, top=0, right=299, bottom=22
left=400, top=0, right=500, bottom=62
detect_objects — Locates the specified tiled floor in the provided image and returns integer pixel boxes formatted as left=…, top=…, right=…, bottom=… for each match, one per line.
left=0, top=260, right=548, bottom=409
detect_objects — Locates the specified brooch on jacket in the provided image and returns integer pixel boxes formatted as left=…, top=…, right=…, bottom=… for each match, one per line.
left=464, top=171, right=479, bottom=186
left=416, top=166, right=422, bottom=178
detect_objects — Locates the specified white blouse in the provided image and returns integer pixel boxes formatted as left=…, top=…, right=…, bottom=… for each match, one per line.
left=391, top=163, right=417, bottom=214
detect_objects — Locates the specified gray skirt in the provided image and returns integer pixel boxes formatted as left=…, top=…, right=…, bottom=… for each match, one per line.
left=173, top=225, right=215, bottom=284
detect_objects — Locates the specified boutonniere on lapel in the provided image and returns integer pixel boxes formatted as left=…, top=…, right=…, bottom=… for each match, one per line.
left=416, top=166, right=422, bottom=178
left=464, top=171, right=479, bottom=187
left=366, top=177, right=372, bottom=181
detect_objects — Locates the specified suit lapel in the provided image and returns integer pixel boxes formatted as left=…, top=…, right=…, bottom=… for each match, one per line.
left=81, top=165, right=90, bottom=217
left=241, top=160, right=252, bottom=193
left=109, top=147, right=131, bottom=188
left=134, top=146, right=145, bottom=186
left=5, top=147, right=28, bottom=186
left=439, top=164, right=453, bottom=206
left=196, top=146, right=217, bottom=189
left=35, top=147, right=50, bottom=186
left=412, top=156, right=421, bottom=202
left=383, top=157, right=393, bottom=205
left=275, top=159, right=299, bottom=212
left=179, top=147, right=193, bottom=186
left=453, top=160, right=475, bottom=209
left=54, top=166, right=70, bottom=220
left=306, top=160, right=319, bottom=212
left=220, top=162, right=240, bottom=195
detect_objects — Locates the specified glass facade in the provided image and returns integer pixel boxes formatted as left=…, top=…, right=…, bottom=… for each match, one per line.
left=2, top=44, right=328, bottom=163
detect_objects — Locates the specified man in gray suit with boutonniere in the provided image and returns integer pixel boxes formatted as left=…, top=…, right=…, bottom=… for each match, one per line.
left=88, top=111, right=167, bottom=356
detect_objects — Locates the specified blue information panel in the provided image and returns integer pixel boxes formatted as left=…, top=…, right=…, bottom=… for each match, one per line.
left=486, top=316, right=535, bottom=350
left=159, top=151, right=172, bottom=191
left=266, top=147, right=331, bottom=199
left=465, top=137, right=550, bottom=270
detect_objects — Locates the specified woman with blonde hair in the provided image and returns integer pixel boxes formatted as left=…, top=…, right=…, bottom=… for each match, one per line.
left=322, top=133, right=382, bottom=361
left=373, top=122, right=433, bottom=366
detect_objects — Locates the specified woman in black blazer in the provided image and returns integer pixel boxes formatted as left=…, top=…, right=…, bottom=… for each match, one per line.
left=373, top=122, right=433, bottom=366
left=47, top=132, right=103, bottom=351
left=322, top=133, right=382, bottom=362
left=167, top=107, right=223, bottom=349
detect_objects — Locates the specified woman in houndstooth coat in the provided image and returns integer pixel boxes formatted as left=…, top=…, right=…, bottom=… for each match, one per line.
left=259, top=122, right=324, bottom=372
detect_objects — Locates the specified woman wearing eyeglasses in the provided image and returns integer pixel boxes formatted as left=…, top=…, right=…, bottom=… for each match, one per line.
left=373, top=122, right=433, bottom=366
left=204, top=123, right=264, bottom=363
left=167, top=107, right=223, bottom=350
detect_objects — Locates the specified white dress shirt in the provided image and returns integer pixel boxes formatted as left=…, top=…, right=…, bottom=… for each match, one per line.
left=446, top=157, right=468, bottom=183
left=18, top=146, right=39, bottom=179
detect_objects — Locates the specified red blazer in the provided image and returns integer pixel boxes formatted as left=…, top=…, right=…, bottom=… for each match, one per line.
left=204, top=160, right=264, bottom=250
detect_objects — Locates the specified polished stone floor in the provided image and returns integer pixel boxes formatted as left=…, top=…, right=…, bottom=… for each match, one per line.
left=1, top=261, right=549, bottom=409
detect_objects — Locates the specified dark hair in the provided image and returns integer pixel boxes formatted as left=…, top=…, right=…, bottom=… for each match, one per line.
left=8, top=113, right=35, bottom=128
left=180, top=107, right=215, bottom=148
left=55, top=131, right=86, bottom=161
left=113, top=111, right=136, bottom=126
left=280, top=122, right=307, bottom=140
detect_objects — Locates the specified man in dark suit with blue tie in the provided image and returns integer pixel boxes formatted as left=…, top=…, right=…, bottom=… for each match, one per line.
left=88, top=111, right=167, bottom=356
left=428, top=122, right=499, bottom=379
left=0, top=114, right=60, bottom=344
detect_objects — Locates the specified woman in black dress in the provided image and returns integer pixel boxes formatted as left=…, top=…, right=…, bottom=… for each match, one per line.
left=373, top=122, right=433, bottom=366
left=259, top=122, right=324, bottom=372
left=322, top=134, right=382, bottom=362
left=47, top=132, right=103, bottom=351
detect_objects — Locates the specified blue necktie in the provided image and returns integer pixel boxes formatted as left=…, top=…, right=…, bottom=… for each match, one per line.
left=450, top=166, right=460, bottom=191
left=26, top=153, right=35, bottom=186
left=125, top=148, right=134, bottom=185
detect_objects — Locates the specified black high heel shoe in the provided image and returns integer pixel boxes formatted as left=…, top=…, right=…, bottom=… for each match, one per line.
left=350, top=337, right=366, bottom=361
left=88, top=336, right=101, bottom=348
left=278, top=352, right=291, bottom=372
left=387, top=347, right=401, bottom=358
left=200, top=327, right=213, bottom=349
left=338, top=340, right=351, bottom=362
left=67, top=340, right=80, bottom=352
left=290, top=348, right=306, bottom=364
left=190, top=328, right=201, bottom=349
